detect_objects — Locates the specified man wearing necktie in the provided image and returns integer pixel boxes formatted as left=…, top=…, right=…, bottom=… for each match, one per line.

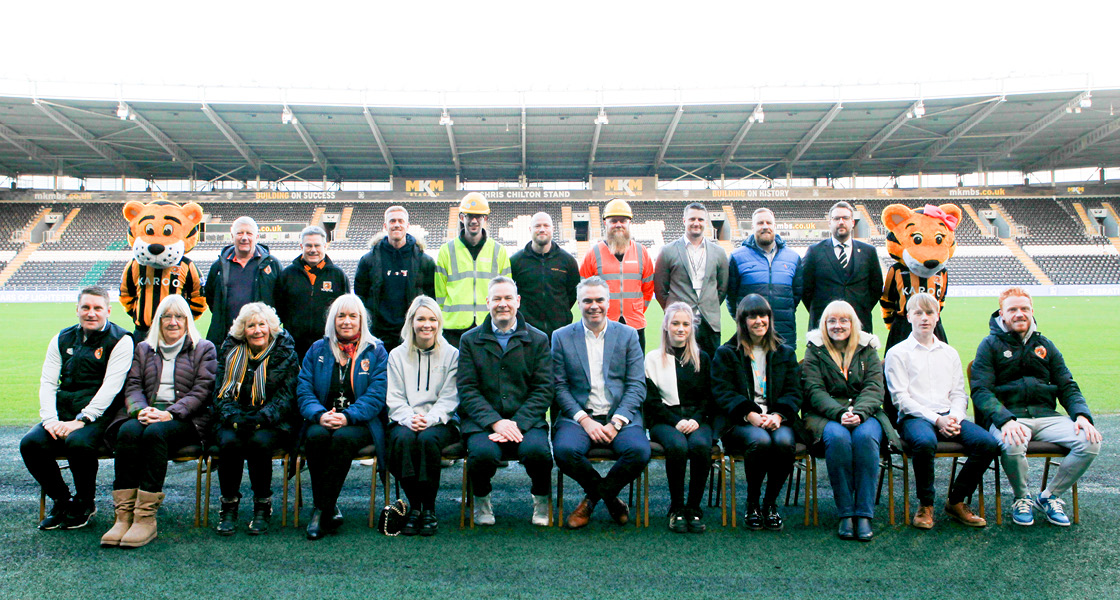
left=800, top=201, right=883, bottom=334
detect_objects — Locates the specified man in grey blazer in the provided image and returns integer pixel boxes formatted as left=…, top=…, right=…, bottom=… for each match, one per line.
left=653, top=202, right=729, bottom=357
left=551, top=276, right=650, bottom=528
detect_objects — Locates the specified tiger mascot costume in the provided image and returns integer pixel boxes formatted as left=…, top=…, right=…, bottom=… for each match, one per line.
left=879, top=203, right=961, bottom=351
left=119, top=200, right=207, bottom=338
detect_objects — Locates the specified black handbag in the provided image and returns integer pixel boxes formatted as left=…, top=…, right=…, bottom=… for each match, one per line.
left=378, top=499, right=409, bottom=536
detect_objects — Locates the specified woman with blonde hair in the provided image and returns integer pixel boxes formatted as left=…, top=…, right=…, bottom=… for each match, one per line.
left=296, top=293, right=388, bottom=540
left=212, top=302, right=299, bottom=537
left=102, top=294, right=216, bottom=548
left=802, top=300, right=898, bottom=541
left=645, top=302, right=713, bottom=533
left=385, top=295, right=460, bottom=535
left=712, top=294, right=801, bottom=532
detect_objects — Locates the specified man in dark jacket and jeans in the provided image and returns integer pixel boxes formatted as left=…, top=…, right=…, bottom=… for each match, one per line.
left=354, top=206, right=435, bottom=353
left=970, top=287, right=1102, bottom=527
left=726, top=207, right=803, bottom=347
left=510, top=212, right=579, bottom=341
left=204, top=217, right=282, bottom=347
left=274, top=225, right=350, bottom=360
left=457, top=277, right=554, bottom=527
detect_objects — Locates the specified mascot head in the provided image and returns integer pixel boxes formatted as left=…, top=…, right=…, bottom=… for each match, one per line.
left=123, top=200, right=204, bottom=269
left=882, top=203, right=961, bottom=279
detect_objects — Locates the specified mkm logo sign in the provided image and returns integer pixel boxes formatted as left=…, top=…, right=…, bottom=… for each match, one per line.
left=405, top=179, right=445, bottom=197
left=604, top=179, right=643, bottom=196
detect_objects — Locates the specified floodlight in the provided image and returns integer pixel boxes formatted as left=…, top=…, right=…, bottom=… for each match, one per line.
left=281, top=105, right=294, bottom=125
left=117, top=102, right=130, bottom=120
left=440, top=109, right=453, bottom=127
left=594, top=108, right=608, bottom=126
left=1080, top=93, right=1092, bottom=109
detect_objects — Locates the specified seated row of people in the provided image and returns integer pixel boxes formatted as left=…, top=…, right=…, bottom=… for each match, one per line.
left=22, top=281, right=1101, bottom=547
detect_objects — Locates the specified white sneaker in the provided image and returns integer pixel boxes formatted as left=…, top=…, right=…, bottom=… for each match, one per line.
left=531, top=495, right=551, bottom=526
left=473, top=496, right=495, bottom=526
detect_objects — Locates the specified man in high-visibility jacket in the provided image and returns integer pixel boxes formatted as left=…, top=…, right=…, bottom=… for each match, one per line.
left=579, top=198, right=655, bottom=349
left=436, top=192, right=511, bottom=347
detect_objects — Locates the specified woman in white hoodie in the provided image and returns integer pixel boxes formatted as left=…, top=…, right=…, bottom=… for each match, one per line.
left=385, top=295, right=459, bottom=536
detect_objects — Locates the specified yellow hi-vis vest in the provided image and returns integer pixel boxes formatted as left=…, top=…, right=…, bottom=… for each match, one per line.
left=435, top=236, right=512, bottom=330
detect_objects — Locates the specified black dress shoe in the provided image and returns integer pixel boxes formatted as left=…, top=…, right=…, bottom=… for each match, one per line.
left=762, top=504, right=784, bottom=531
left=686, top=508, right=706, bottom=534
left=744, top=502, right=764, bottom=531
left=419, top=510, right=438, bottom=536
left=305, top=509, right=325, bottom=540
left=401, top=510, right=421, bottom=536
left=856, top=516, right=874, bottom=541
left=38, top=498, right=72, bottom=530
left=837, top=517, right=855, bottom=540
left=324, top=507, right=343, bottom=532
left=604, top=496, right=629, bottom=526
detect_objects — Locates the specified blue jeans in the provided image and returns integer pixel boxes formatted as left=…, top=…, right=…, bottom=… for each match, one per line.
left=821, top=419, right=882, bottom=519
left=899, top=416, right=999, bottom=506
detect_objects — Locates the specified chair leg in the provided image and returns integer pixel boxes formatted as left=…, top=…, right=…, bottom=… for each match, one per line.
left=556, top=471, right=564, bottom=527
left=192, top=457, right=203, bottom=528
left=642, top=465, right=649, bottom=528
left=719, top=456, right=727, bottom=527
left=548, top=476, right=554, bottom=527
left=995, top=457, right=1002, bottom=526
left=459, top=461, right=468, bottom=529
left=204, top=456, right=214, bottom=528
left=977, top=472, right=985, bottom=521
left=39, top=489, right=46, bottom=523
left=280, top=455, right=289, bottom=528
left=902, top=453, right=909, bottom=526
left=1041, top=457, right=1052, bottom=490
left=729, top=457, right=737, bottom=529
left=368, top=457, right=377, bottom=529
left=802, top=457, right=810, bottom=527
left=1072, top=482, right=1079, bottom=524
left=811, top=457, right=819, bottom=526
left=888, top=453, right=896, bottom=526
left=293, top=455, right=302, bottom=528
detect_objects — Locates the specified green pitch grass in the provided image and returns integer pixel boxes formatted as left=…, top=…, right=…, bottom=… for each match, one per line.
left=1, top=296, right=1118, bottom=425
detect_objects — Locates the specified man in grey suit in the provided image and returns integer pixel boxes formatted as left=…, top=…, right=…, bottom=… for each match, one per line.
left=653, top=202, right=729, bottom=357
left=551, top=276, right=650, bottom=528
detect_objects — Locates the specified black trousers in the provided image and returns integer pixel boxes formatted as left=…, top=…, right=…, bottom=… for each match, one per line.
left=215, top=426, right=289, bottom=500
left=465, top=428, right=553, bottom=498
left=649, top=423, right=713, bottom=511
left=723, top=423, right=796, bottom=506
left=113, top=418, right=199, bottom=492
left=387, top=423, right=458, bottom=511
left=371, top=324, right=404, bottom=355
left=442, top=327, right=470, bottom=349
left=696, top=317, right=721, bottom=361
left=21, top=420, right=109, bottom=504
left=303, top=424, right=373, bottom=512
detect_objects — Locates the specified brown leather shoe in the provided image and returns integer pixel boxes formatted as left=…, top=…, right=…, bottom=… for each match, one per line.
left=912, top=505, right=934, bottom=529
left=945, top=502, right=987, bottom=527
left=566, top=497, right=594, bottom=529
left=604, top=496, right=629, bottom=526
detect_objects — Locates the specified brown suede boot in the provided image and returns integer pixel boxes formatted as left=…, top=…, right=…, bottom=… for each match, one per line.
left=100, top=489, right=138, bottom=547
left=119, top=490, right=165, bottom=548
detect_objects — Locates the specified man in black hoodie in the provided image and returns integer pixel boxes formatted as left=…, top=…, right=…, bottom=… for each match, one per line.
left=970, top=287, right=1102, bottom=527
left=204, top=217, right=282, bottom=348
left=354, top=206, right=435, bottom=353
left=510, top=212, right=579, bottom=341
left=274, top=225, right=350, bottom=360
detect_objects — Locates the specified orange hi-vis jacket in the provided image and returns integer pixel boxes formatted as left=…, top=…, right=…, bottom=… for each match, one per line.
left=579, top=240, right=655, bottom=330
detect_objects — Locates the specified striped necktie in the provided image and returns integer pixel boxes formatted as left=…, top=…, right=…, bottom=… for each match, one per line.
left=838, top=244, right=849, bottom=269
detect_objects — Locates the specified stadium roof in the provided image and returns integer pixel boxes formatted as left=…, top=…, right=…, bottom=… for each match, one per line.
left=0, top=88, right=1117, bottom=184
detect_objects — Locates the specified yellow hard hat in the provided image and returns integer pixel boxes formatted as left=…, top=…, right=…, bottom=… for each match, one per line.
left=459, top=192, right=490, bottom=215
left=602, top=198, right=633, bottom=219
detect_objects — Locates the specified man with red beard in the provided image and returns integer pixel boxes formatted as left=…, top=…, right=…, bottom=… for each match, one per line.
left=579, top=199, right=655, bottom=349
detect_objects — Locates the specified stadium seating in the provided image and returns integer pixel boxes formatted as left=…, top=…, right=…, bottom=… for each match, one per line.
left=0, top=196, right=1117, bottom=291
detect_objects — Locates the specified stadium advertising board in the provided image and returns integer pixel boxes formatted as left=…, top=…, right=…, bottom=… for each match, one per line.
left=592, top=177, right=655, bottom=197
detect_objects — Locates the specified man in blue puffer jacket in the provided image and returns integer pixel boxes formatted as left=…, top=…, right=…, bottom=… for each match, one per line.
left=726, top=208, right=803, bottom=346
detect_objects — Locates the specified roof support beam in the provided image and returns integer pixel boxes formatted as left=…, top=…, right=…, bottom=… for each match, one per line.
left=987, top=92, right=1090, bottom=163
left=444, top=111, right=460, bottom=175
left=720, top=105, right=763, bottom=169
left=33, top=100, right=142, bottom=177
left=784, top=103, right=843, bottom=167
left=520, top=105, right=528, bottom=180
left=288, top=111, right=339, bottom=181
left=652, top=104, right=684, bottom=173
left=361, top=108, right=397, bottom=176
left=1026, top=114, right=1120, bottom=173
left=846, top=100, right=924, bottom=168
left=120, top=102, right=194, bottom=174
left=0, top=121, right=63, bottom=172
left=588, top=119, right=603, bottom=178
left=905, top=96, right=1003, bottom=171
left=200, top=103, right=262, bottom=173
